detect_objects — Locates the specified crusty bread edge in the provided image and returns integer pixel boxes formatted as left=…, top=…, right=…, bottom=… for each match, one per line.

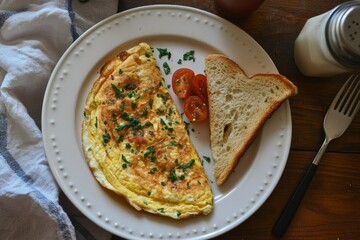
left=205, top=54, right=298, bottom=185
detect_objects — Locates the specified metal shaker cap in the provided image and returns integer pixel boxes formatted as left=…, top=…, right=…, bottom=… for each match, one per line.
left=326, top=0, right=360, bottom=68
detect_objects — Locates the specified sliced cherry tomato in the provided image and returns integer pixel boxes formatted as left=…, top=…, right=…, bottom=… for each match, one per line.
left=172, top=68, right=195, bottom=99
left=191, top=74, right=208, bottom=102
left=183, top=96, right=208, bottom=122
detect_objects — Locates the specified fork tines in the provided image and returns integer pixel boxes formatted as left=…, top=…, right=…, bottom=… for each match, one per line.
left=334, top=74, right=360, bottom=117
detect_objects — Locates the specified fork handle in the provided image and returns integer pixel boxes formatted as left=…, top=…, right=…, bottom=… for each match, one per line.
left=272, top=138, right=330, bottom=237
left=272, top=162, right=318, bottom=237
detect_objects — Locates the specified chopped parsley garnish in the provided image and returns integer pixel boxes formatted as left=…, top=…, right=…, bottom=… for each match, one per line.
left=111, top=84, right=124, bottom=98
left=127, top=91, right=134, bottom=98
left=115, top=112, right=151, bottom=134
left=168, top=159, right=188, bottom=183
left=163, top=62, right=171, bottom=75
left=157, top=208, right=165, bottom=213
left=160, top=119, right=174, bottom=133
left=111, top=113, right=117, bottom=123
left=117, top=112, right=142, bottom=133
left=157, top=93, right=168, bottom=103
left=121, top=111, right=129, bottom=120
left=117, top=135, right=124, bottom=143
left=124, top=83, right=137, bottom=90
left=168, top=108, right=174, bottom=116
left=203, top=156, right=211, bottom=163
left=102, top=131, right=111, bottom=146
left=178, top=159, right=195, bottom=171
left=140, top=108, right=148, bottom=118
left=143, top=122, right=153, bottom=127
left=121, top=154, right=132, bottom=169
left=118, top=69, right=123, bottom=74
left=148, top=99, right=154, bottom=109
left=144, top=146, right=155, bottom=157
left=168, top=169, right=178, bottom=183
left=94, top=117, right=98, bottom=128
left=144, top=146, right=156, bottom=162
left=183, top=50, right=195, bottom=62
left=156, top=109, right=166, bottom=115
left=167, top=168, right=186, bottom=183
left=121, top=154, right=130, bottom=163
left=166, top=126, right=174, bottom=132
left=194, top=111, right=200, bottom=121
left=160, top=119, right=166, bottom=125
left=184, top=121, right=191, bottom=134
left=177, top=59, right=182, bottom=64
left=149, top=166, right=157, bottom=174
left=157, top=48, right=172, bottom=59
left=120, top=101, right=125, bottom=111
left=149, top=86, right=155, bottom=94
left=167, top=141, right=184, bottom=148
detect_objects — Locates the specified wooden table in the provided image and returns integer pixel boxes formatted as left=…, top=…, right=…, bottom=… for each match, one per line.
left=96, top=0, right=360, bottom=239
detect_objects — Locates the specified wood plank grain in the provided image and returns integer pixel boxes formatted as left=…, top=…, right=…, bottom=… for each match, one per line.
left=216, top=151, right=360, bottom=240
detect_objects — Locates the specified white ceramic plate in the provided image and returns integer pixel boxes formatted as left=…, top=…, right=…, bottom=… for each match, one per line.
left=42, top=5, right=292, bottom=240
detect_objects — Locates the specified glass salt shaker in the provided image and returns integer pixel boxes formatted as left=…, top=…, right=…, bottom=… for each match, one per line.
left=294, top=0, right=360, bottom=77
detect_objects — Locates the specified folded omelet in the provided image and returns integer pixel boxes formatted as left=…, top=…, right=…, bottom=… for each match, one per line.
left=82, top=43, right=213, bottom=219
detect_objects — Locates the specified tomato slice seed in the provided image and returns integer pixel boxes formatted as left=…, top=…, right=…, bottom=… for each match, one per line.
left=172, top=68, right=195, bottom=99
left=191, top=74, right=208, bottom=103
left=183, top=96, right=208, bottom=122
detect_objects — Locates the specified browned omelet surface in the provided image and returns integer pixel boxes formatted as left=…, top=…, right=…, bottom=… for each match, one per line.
left=82, top=43, right=213, bottom=219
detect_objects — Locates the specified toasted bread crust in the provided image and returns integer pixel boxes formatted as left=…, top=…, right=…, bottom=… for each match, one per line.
left=205, top=54, right=297, bottom=185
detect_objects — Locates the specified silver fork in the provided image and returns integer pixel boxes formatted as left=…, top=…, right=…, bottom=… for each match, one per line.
left=273, top=74, right=360, bottom=237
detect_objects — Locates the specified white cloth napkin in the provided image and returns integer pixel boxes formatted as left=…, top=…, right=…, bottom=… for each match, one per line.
left=0, top=1, right=118, bottom=239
